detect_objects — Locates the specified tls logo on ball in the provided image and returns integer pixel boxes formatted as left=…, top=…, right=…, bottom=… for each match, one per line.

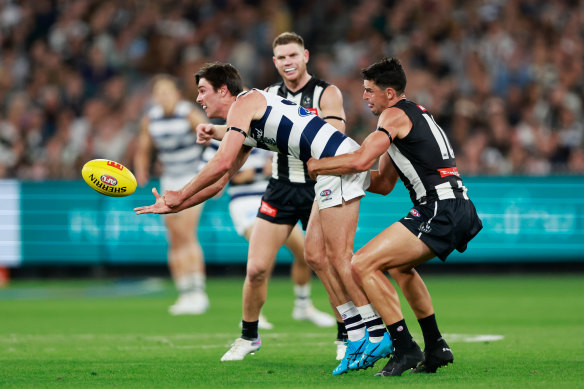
left=82, top=159, right=137, bottom=197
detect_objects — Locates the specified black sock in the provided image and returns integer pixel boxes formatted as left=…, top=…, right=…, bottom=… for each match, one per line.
left=336, top=321, right=347, bottom=342
left=387, top=319, right=414, bottom=353
left=418, top=314, right=442, bottom=349
left=241, top=320, right=259, bottom=340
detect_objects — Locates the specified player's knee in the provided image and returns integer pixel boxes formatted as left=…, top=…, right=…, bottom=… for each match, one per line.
left=304, top=249, right=325, bottom=272
left=350, top=251, right=371, bottom=280
left=246, top=263, right=269, bottom=285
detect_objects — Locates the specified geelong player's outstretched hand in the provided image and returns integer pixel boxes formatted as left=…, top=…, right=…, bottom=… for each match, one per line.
left=134, top=187, right=172, bottom=215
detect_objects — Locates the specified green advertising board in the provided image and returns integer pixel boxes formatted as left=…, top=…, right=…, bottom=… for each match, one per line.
left=1, top=176, right=583, bottom=266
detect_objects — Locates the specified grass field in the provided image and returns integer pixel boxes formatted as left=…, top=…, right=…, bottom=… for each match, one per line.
left=1, top=274, right=583, bottom=388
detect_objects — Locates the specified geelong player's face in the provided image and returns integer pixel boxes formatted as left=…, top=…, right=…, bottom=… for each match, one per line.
left=273, top=43, right=308, bottom=82
left=363, top=80, right=389, bottom=116
left=196, top=78, right=223, bottom=118
left=153, top=80, right=179, bottom=113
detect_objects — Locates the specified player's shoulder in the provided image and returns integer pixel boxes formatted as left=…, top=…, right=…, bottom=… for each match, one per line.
left=310, top=77, right=331, bottom=89
left=147, top=104, right=164, bottom=119
left=265, top=81, right=284, bottom=95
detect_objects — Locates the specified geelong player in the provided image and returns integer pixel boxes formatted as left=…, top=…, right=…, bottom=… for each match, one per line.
left=197, top=32, right=355, bottom=361
left=134, top=62, right=389, bottom=374
left=307, top=58, right=483, bottom=376
left=134, top=75, right=209, bottom=315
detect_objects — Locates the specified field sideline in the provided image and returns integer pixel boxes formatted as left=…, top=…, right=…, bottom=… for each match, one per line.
left=1, top=274, right=583, bottom=388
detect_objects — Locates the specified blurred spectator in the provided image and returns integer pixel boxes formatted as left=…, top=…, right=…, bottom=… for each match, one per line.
left=0, top=0, right=582, bottom=179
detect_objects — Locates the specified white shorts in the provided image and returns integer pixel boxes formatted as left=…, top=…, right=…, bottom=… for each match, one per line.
left=229, top=195, right=262, bottom=236
left=160, top=174, right=195, bottom=192
left=314, top=171, right=370, bottom=210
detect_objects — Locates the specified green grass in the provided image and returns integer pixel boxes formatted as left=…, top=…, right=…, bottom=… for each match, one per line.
left=1, top=275, right=583, bottom=388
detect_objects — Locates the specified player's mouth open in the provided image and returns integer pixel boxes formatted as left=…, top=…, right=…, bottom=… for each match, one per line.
left=284, top=67, right=296, bottom=73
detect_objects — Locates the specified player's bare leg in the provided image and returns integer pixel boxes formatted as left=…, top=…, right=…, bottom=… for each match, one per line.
left=166, top=203, right=208, bottom=315
left=286, top=224, right=335, bottom=328
left=222, top=219, right=291, bottom=362
left=351, top=222, right=439, bottom=376
left=242, top=219, right=292, bottom=322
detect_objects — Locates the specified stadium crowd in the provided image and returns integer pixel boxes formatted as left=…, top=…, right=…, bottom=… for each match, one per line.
left=0, top=0, right=582, bottom=179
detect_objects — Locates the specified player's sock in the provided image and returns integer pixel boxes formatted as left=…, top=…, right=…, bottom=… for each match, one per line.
left=336, top=321, right=348, bottom=342
left=356, top=304, right=386, bottom=342
left=418, top=313, right=442, bottom=348
left=336, top=301, right=365, bottom=341
left=189, top=272, right=206, bottom=294
left=293, top=283, right=310, bottom=308
left=176, top=272, right=205, bottom=295
left=387, top=318, right=415, bottom=351
left=241, top=320, right=259, bottom=341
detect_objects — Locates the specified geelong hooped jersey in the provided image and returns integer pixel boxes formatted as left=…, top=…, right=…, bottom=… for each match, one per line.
left=242, top=89, right=358, bottom=165
left=147, top=101, right=206, bottom=178
left=389, top=100, right=469, bottom=205
left=265, top=77, right=329, bottom=183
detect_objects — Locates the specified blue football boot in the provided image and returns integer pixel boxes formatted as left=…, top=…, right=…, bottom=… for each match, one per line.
left=332, top=335, right=368, bottom=375
left=349, top=331, right=393, bottom=370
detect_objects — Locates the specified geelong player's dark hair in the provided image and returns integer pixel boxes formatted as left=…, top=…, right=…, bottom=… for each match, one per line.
left=273, top=32, right=304, bottom=49
left=362, top=57, right=407, bottom=95
left=195, top=62, right=244, bottom=96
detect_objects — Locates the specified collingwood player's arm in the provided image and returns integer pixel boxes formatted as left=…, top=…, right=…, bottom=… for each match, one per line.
left=320, top=85, right=346, bottom=133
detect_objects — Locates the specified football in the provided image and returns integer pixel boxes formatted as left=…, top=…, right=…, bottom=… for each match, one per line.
left=81, top=159, right=137, bottom=197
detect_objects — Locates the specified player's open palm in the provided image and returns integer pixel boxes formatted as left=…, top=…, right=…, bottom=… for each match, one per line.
left=134, top=188, right=172, bottom=214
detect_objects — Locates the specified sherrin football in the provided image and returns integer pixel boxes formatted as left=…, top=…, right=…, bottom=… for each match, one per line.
left=82, top=159, right=137, bottom=197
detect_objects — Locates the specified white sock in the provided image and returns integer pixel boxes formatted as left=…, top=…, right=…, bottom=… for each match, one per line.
left=336, top=301, right=366, bottom=341
left=294, top=284, right=311, bottom=308
left=357, top=304, right=385, bottom=342
left=176, top=272, right=205, bottom=294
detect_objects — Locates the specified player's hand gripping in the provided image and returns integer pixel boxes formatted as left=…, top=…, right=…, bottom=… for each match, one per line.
left=196, top=123, right=215, bottom=144
left=134, top=188, right=173, bottom=215
left=307, top=157, right=318, bottom=181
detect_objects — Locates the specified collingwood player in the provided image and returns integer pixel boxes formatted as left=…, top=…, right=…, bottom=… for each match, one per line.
left=134, top=62, right=387, bottom=374
left=308, top=57, right=483, bottom=376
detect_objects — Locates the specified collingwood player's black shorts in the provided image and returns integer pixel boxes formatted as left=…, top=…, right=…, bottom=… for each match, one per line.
left=256, top=178, right=315, bottom=230
left=399, top=198, right=482, bottom=261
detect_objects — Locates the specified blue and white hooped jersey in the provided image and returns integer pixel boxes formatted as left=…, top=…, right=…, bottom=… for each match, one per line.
left=202, top=140, right=271, bottom=201
left=227, top=148, right=271, bottom=200
left=147, top=101, right=206, bottom=178
left=266, top=77, right=329, bottom=183
left=242, top=89, right=359, bottom=163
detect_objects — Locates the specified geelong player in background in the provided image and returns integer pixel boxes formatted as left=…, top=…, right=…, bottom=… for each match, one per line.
left=134, top=76, right=210, bottom=315
left=308, top=57, right=483, bottom=376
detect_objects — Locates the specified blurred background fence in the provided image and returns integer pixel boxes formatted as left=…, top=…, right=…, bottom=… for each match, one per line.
left=2, top=176, right=583, bottom=267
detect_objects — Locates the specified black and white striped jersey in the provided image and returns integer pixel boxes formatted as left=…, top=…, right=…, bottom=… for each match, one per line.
left=389, top=100, right=469, bottom=205
left=147, top=101, right=206, bottom=178
left=242, top=89, right=359, bottom=164
left=265, top=77, right=330, bottom=183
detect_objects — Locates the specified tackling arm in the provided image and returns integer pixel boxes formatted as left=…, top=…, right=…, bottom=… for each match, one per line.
left=307, top=130, right=391, bottom=178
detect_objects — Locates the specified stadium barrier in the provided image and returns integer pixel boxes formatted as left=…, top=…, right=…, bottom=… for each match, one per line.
left=1, top=177, right=583, bottom=266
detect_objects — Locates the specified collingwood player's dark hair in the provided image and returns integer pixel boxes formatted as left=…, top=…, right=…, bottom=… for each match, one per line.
left=362, top=57, right=407, bottom=95
left=195, top=62, right=244, bottom=96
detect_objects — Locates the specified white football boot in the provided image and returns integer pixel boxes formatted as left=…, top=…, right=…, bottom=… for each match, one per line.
left=221, top=337, right=261, bottom=361
left=168, top=292, right=209, bottom=315
left=335, top=340, right=347, bottom=361
left=292, top=302, right=336, bottom=327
